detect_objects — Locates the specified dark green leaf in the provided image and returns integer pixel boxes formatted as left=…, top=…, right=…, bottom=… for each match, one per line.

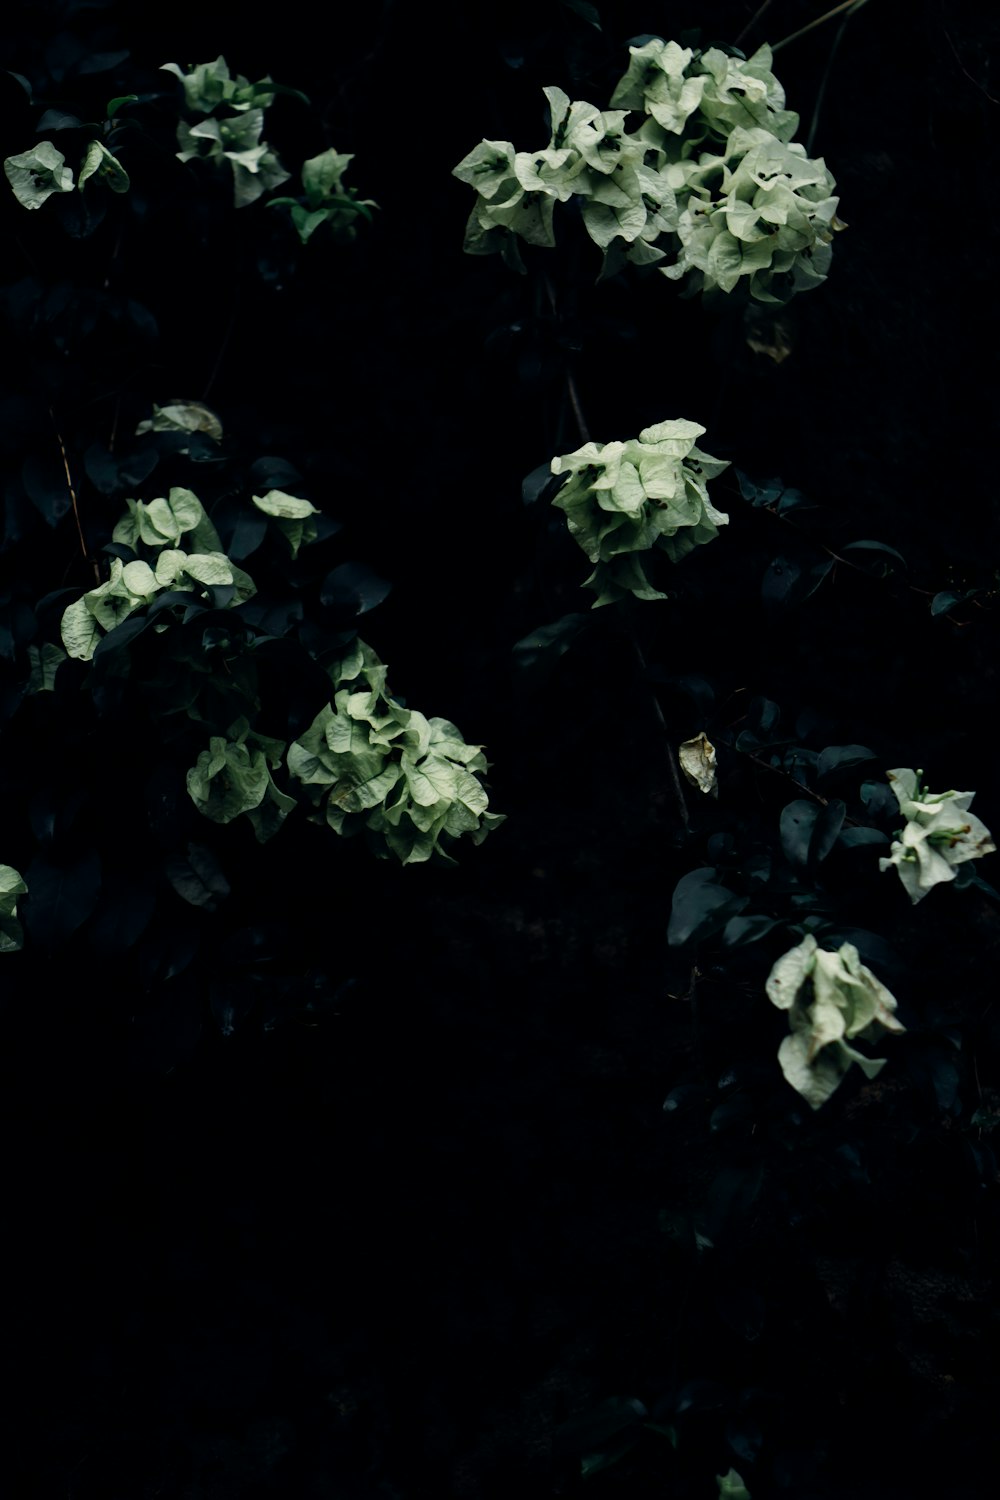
left=561, top=0, right=602, bottom=28
left=809, top=798, right=846, bottom=862
left=668, top=868, right=748, bottom=947
left=513, top=613, right=589, bottom=684
left=817, top=743, right=876, bottom=779
left=320, top=562, right=391, bottom=616
left=861, top=779, right=897, bottom=821
left=723, top=913, right=782, bottom=946
left=930, top=590, right=971, bottom=617
left=164, top=843, right=230, bottom=911
left=780, top=799, right=819, bottom=868
left=522, top=461, right=563, bottom=506
left=762, top=555, right=800, bottom=607
left=840, top=539, right=906, bottom=571
left=36, top=109, right=83, bottom=131
left=107, top=94, right=138, bottom=118
left=554, top=1396, right=647, bottom=1457
left=838, top=826, right=889, bottom=848
left=23, top=850, right=101, bottom=947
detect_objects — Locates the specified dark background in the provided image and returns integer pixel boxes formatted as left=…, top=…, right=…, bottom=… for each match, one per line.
left=2, top=2, right=1000, bottom=1495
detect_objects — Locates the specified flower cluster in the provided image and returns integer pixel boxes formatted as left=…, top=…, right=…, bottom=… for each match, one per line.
left=878, top=768, right=995, bottom=903
left=0, top=865, right=27, bottom=953
left=766, top=935, right=906, bottom=1110
left=287, top=639, right=503, bottom=864
left=453, top=42, right=840, bottom=300
left=269, top=148, right=378, bottom=245
left=549, top=418, right=729, bottom=605
left=60, top=486, right=255, bottom=661
left=187, top=719, right=295, bottom=844
left=4, top=138, right=128, bottom=211
left=165, top=56, right=289, bottom=208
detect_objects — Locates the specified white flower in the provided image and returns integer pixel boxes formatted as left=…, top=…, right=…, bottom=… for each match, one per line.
left=766, top=935, right=905, bottom=1110
left=878, top=768, right=995, bottom=903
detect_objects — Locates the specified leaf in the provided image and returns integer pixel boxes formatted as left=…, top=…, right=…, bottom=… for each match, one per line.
left=164, top=843, right=230, bottom=911
left=252, top=488, right=318, bottom=520
left=561, top=0, right=602, bottom=27
left=723, top=913, right=781, bottom=946
left=320, top=562, right=392, bottom=616
left=106, top=94, right=138, bottom=119
left=930, top=590, right=966, bottom=617
left=837, top=826, right=889, bottom=848
left=817, top=743, right=876, bottom=780
left=513, top=613, right=589, bottom=684
left=678, top=732, right=717, bottom=794
left=761, top=555, right=801, bottom=607
left=35, top=109, right=83, bottom=131
left=23, top=849, right=101, bottom=947
left=554, top=1396, right=647, bottom=1458
left=809, top=798, right=846, bottom=863
left=87, top=870, right=156, bottom=953
left=668, top=868, right=748, bottom=947
left=521, top=462, right=564, bottom=506
left=840, top=539, right=906, bottom=571
left=780, top=799, right=819, bottom=868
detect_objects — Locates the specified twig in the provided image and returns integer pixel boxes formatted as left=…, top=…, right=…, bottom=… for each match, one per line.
left=629, top=622, right=691, bottom=834
left=806, top=14, right=850, bottom=153
left=772, top=0, right=869, bottom=54
left=202, top=292, right=240, bottom=401
left=566, top=369, right=590, bottom=444
left=941, top=10, right=1000, bottom=105
left=735, top=0, right=777, bottom=48
left=544, top=268, right=688, bottom=832
left=50, top=410, right=100, bottom=584
left=744, top=749, right=862, bottom=824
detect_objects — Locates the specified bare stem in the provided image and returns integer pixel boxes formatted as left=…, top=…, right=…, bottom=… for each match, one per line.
left=50, top=411, right=100, bottom=584
left=566, top=368, right=590, bottom=444
left=772, top=0, right=869, bottom=54
left=735, top=0, right=777, bottom=47
left=744, top=749, right=861, bottom=824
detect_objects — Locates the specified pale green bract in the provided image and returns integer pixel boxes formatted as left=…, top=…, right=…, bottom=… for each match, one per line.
left=549, top=419, right=729, bottom=605
left=60, top=487, right=256, bottom=661
left=4, top=141, right=74, bottom=208
left=269, top=148, right=378, bottom=245
left=78, top=139, right=130, bottom=194
left=167, top=59, right=289, bottom=207
left=878, top=768, right=996, bottom=903
left=766, top=934, right=905, bottom=1110
left=0, top=865, right=28, bottom=953
left=287, top=639, right=503, bottom=864
left=161, top=56, right=274, bottom=115
left=186, top=720, right=296, bottom=843
left=453, top=41, right=841, bottom=300
left=252, top=489, right=320, bottom=557
left=135, top=401, right=223, bottom=441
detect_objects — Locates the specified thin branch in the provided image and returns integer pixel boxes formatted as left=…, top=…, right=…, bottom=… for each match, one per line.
left=745, top=749, right=862, bottom=824
left=735, top=0, right=777, bottom=47
left=772, top=0, right=869, bottom=54
left=941, top=10, right=1000, bottom=105
left=202, top=292, right=240, bottom=401
left=806, top=15, right=850, bottom=154
left=629, top=623, right=691, bottom=834
left=50, top=411, right=100, bottom=584
left=566, top=369, right=590, bottom=444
